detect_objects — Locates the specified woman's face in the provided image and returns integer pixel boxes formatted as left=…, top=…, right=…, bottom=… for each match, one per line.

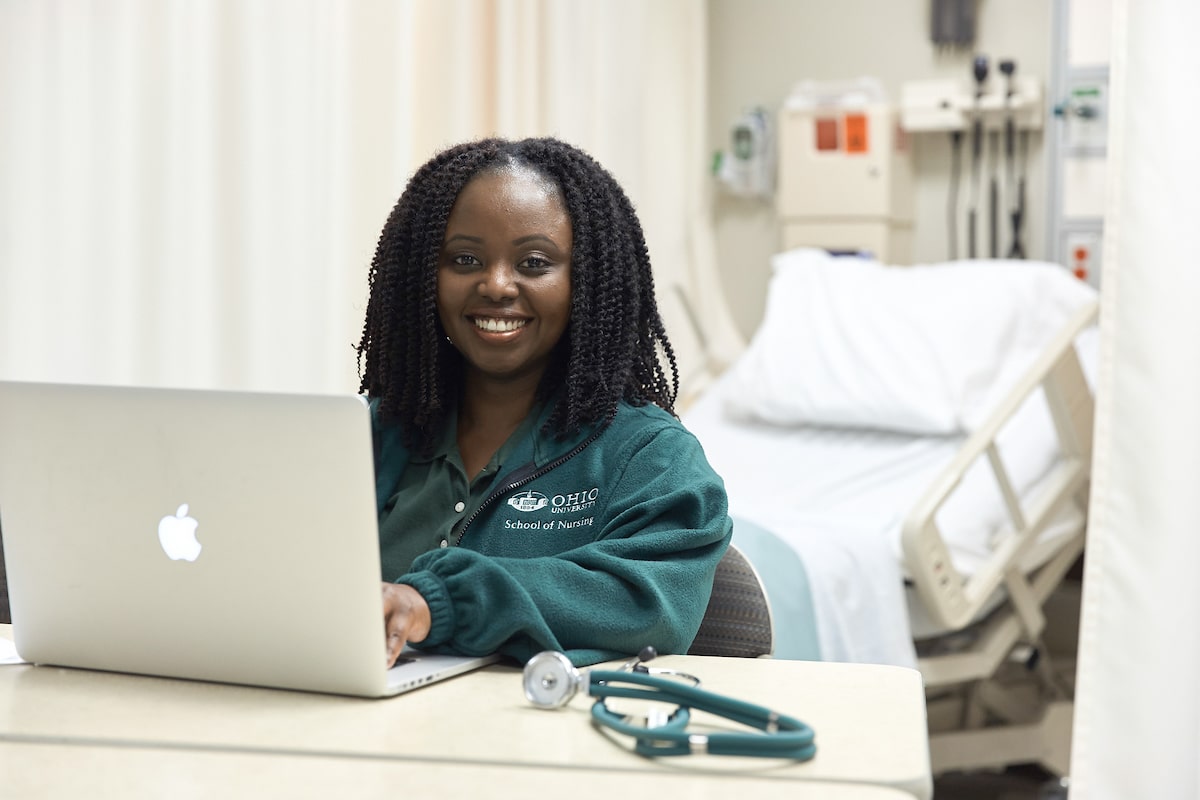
left=437, top=166, right=573, bottom=388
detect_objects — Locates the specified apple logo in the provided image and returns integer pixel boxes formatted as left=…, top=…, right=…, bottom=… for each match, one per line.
left=158, top=503, right=202, bottom=562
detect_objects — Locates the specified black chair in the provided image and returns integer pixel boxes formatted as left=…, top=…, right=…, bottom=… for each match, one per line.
left=0, top=522, right=9, bottom=625
left=687, top=543, right=774, bottom=658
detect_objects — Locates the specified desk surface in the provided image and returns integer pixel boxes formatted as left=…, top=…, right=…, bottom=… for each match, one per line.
left=0, top=742, right=920, bottom=800
left=0, top=624, right=931, bottom=799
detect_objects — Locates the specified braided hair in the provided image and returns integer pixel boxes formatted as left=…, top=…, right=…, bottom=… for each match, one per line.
left=356, top=137, right=679, bottom=455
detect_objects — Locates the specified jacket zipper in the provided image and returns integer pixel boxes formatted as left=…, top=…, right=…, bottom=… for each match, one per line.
left=454, top=424, right=607, bottom=546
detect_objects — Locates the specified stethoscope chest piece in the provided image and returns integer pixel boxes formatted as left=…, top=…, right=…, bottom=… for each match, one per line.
left=523, top=650, right=585, bottom=708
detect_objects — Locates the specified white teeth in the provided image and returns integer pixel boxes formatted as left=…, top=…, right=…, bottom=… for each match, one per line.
left=474, top=317, right=527, bottom=333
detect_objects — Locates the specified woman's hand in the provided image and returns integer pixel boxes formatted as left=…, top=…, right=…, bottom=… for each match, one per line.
left=381, top=582, right=432, bottom=668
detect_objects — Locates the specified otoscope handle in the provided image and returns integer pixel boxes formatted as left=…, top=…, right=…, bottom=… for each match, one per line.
left=973, top=55, right=989, bottom=89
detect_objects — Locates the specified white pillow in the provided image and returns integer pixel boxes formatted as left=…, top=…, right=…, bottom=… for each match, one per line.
left=723, top=248, right=1098, bottom=434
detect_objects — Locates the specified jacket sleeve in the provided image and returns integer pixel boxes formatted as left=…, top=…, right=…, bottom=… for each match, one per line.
left=397, top=424, right=733, bottom=666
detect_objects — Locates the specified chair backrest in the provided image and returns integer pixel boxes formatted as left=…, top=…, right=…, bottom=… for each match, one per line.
left=687, top=543, right=774, bottom=658
left=0, top=523, right=8, bottom=625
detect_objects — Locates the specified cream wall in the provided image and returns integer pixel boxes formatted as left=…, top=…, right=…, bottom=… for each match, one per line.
left=708, top=0, right=1055, bottom=338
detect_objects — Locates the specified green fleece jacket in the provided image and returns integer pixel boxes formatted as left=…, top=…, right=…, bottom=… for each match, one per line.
left=371, top=399, right=732, bottom=666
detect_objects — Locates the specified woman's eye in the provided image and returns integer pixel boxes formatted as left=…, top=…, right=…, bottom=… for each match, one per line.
left=520, top=256, right=551, bottom=271
left=451, top=254, right=481, bottom=267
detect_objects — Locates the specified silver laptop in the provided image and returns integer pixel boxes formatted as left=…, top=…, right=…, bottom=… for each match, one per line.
left=0, top=380, right=499, bottom=697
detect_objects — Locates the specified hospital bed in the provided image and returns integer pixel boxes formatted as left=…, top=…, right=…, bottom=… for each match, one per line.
left=680, top=248, right=1099, bottom=777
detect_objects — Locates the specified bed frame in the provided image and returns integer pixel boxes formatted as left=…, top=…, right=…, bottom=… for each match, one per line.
left=668, top=281, right=1097, bottom=777
left=903, top=300, right=1098, bottom=777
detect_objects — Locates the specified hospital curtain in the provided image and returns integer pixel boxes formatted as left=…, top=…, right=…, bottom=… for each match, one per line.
left=0, top=0, right=740, bottom=393
left=1070, top=0, right=1200, bottom=796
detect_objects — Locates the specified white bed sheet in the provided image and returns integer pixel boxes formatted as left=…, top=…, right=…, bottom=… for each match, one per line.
left=684, top=330, right=1098, bottom=668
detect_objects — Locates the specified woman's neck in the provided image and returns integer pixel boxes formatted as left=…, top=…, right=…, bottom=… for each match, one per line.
left=455, top=375, right=540, bottom=477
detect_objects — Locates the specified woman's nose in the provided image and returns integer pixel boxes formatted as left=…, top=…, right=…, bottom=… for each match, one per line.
left=478, top=264, right=519, bottom=299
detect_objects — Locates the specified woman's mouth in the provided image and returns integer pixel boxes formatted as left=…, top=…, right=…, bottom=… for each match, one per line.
left=471, top=317, right=528, bottom=333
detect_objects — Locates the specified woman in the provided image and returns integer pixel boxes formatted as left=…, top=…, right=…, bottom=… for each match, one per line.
left=356, top=137, right=732, bottom=668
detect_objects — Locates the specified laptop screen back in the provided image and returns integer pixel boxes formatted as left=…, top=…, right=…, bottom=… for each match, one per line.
left=0, top=381, right=493, bottom=696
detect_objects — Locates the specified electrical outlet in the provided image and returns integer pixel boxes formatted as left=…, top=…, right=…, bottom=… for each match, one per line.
left=1064, top=230, right=1103, bottom=289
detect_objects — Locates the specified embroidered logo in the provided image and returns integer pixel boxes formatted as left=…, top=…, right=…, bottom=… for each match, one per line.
left=507, top=490, right=549, bottom=513
left=551, top=487, right=599, bottom=514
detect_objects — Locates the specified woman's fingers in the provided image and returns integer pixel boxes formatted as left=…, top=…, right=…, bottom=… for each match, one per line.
left=381, top=582, right=433, bottom=667
left=385, top=629, right=405, bottom=668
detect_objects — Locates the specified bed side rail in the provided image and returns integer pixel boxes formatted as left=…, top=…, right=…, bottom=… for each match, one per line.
left=901, top=301, right=1098, bottom=632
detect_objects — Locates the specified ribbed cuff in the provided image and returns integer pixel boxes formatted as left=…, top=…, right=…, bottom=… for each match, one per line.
left=398, top=570, right=454, bottom=647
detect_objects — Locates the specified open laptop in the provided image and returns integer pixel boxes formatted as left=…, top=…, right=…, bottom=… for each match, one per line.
left=0, top=380, right=499, bottom=697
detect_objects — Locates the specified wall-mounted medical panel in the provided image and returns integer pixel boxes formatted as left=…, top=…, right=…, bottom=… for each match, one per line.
left=1048, top=0, right=1111, bottom=289
left=899, top=76, right=1044, bottom=134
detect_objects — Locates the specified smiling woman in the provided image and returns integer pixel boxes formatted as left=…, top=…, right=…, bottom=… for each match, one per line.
left=355, top=138, right=733, bottom=669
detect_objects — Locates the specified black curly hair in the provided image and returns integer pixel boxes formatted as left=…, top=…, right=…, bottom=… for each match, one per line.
left=356, top=137, right=679, bottom=455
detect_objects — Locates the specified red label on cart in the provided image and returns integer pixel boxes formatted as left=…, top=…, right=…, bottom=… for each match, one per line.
left=816, top=117, right=839, bottom=151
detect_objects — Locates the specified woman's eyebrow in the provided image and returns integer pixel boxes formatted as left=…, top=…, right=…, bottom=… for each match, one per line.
left=513, top=234, right=561, bottom=247
left=444, top=234, right=483, bottom=245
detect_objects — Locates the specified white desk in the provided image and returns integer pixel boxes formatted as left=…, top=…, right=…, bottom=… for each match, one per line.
left=0, top=742, right=922, bottom=800
left=0, top=625, right=931, bottom=799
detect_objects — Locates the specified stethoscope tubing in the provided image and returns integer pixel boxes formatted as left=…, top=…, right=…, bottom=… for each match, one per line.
left=587, top=669, right=816, bottom=759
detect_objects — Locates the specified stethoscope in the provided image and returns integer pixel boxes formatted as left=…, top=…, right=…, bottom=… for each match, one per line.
left=522, top=646, right=816, bottom=760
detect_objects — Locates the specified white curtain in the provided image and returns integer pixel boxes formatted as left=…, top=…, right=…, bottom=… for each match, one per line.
left=1070, top=0, right=1200, bottom=796
left=0, top=0, right=740, bottom=394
